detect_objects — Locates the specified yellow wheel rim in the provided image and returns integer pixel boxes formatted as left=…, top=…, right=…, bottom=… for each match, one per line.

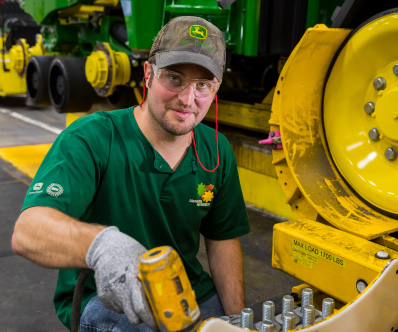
left=324, top=14, right=398, bottom=214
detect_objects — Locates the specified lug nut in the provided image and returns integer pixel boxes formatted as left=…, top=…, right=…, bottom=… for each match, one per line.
left=364, top=102, right=375, bottom=115
left=241, top=308, right=253, bottom=329
left=373, top=77, right=386, bottom=90
left=393, top=63, right=398, bottom=76
left=322, top=298, right=335, bottom=319
left=385, top=147, right=397, bottom=161
left=302, top=304, right=315, bottom=327
left=368, top=128, right=380, bottom=141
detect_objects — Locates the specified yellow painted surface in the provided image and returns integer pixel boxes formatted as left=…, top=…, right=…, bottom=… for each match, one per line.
left=138, top=246, right=201, bottom=331
left=0, top=144, right=51, bottom=179
left=273, top=218, right=398, bottom=304
left=324, top=14, right=398, bottom=214
left=271, top=24, right=398, bottom=240
left=205, top=99, right=271, bottom=134
left=238, top=167, right=293, bottom=219
left=66, top=112, right=88, bottom=127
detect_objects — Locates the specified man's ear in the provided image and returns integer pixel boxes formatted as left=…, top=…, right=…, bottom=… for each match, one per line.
left=143, top=61, right=151, bottom=88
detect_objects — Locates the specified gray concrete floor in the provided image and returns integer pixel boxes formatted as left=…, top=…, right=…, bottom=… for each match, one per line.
left=0, top=98, right=299, bottom=331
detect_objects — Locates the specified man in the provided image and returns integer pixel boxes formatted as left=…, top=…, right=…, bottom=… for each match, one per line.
left=12, top=16, right=250, bottom=331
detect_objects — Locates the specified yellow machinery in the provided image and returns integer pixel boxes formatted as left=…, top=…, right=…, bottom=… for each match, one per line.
left=0, top=34, right=44, bottom=97
left=266, top=10, right=398, bottom=328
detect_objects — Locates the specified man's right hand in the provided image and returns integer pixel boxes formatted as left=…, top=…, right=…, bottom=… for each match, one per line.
left=86, top=226, right=158, bottom=331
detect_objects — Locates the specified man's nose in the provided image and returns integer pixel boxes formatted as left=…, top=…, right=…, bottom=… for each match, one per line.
left=177, top=84, right=195, bottom=105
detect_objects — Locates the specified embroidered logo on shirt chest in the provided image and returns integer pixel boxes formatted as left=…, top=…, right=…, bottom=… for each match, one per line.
left=189, top=183, right=214, bottom=206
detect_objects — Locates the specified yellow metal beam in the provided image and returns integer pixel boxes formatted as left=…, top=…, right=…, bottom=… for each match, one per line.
left=238, top=167, right=293, bottom=219
left=205, top=99, right=271, bottom=134
left=273, top=218, right=398, bottom=304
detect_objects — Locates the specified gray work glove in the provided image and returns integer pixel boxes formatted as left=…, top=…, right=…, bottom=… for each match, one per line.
left=86, top=226, right=158, bottom=331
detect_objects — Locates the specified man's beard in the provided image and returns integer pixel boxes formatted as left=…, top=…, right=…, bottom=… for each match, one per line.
left=148, top=102, right=198, bottom=136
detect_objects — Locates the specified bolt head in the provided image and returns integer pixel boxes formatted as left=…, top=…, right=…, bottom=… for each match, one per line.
left=368, top=128, right=380, bottom=141
left=385, top=147, right=397, bottom=161
left=373, top=77, right=386, bottom=90
left=356, top=279, right=368, bottom=293
left=375, top=250, right=390, bottom=259
left=393, top=63, right=398, bottom=76
left=364, top=102, right=375, bottom=115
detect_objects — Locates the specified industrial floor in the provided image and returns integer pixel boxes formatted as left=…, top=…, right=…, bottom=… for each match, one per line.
left=0, top=97, right=299, bottom=332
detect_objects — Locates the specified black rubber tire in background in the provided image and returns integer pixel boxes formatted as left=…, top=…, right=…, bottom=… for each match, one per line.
left=48, top=57, right=101, bottom=113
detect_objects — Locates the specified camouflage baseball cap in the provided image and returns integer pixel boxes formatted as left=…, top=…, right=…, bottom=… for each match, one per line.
left=149, top=16, right=226, bottom=82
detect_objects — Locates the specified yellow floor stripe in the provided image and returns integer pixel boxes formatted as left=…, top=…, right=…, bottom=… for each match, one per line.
left=0, top=143, right=52, bottom=179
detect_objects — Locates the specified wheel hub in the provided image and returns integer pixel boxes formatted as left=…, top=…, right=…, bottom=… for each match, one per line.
left=374, top=89, right=398, bottom=142
left=324, top=13, right=398, bottom=214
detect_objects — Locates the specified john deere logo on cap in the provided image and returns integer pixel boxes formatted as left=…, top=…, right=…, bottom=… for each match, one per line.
left=189, top=25, right=207, bottom=40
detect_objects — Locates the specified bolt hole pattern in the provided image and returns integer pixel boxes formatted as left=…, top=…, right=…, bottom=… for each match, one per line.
left=295, top=206, right=298, bottom=209
left=284, top=182, right=287, bottom=186
left=280, top=170, right=283, bottom=174
left=298, top=195, right=302, bottom=199
left=281, top=77, right=284, bottom=81
left=396, top=270, right=398, bottom=274
left=277, top=90, right=280, bottom=95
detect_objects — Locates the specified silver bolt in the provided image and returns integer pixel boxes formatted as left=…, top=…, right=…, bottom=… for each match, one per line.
left=219, top=316, right=230, bottom=323
left=301, top=288, right=313, bottom=307
left=282, top=312, right=295, bottom=331
left=282, top=295, right=294, bottom=316
left=261, top=320, right=275, bottom=331
left=373, top=77, right=386, bottom=90
left=393, top=63, right=398, bottom=76
left=385, top=147, right=397, bottom=161
left=368, top=128, right=380, bottom=141
left=322, top=298, right=335, bottom=319
left=241, top=308, right=253, bottom=329
left=364, top=102, right=375, bottom=115
left=376, top=250, right=391, bottom=259
left=356, top=279, right=368, bottom=293
left=262, top=301, right=275, bottom=323
left=302, top=304, right=315, bottom=327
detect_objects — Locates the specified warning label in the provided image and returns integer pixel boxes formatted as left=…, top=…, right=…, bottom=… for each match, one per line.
left=291, top=239, right=346, bottom=269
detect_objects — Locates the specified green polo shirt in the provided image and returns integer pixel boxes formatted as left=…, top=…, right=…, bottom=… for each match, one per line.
left=22, top=107, right=250, bottom=330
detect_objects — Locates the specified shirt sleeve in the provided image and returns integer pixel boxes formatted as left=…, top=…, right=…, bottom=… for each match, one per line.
left=199, top=139, right=250, bottom=240
left=22, top=119, right=111, bottom=219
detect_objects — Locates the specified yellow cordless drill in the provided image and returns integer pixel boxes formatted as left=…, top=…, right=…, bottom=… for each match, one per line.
left=138, top=246, right=203, bottom=332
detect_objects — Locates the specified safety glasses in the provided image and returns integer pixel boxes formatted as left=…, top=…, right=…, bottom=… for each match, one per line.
left=151, top=64, right=220, bottom=98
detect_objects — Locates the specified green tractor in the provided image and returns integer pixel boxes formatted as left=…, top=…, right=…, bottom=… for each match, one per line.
left=13, top=0, right=341, bottom=117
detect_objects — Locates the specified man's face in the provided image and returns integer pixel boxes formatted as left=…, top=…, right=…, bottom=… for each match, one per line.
left=143, top=62, right=217, bottom=136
